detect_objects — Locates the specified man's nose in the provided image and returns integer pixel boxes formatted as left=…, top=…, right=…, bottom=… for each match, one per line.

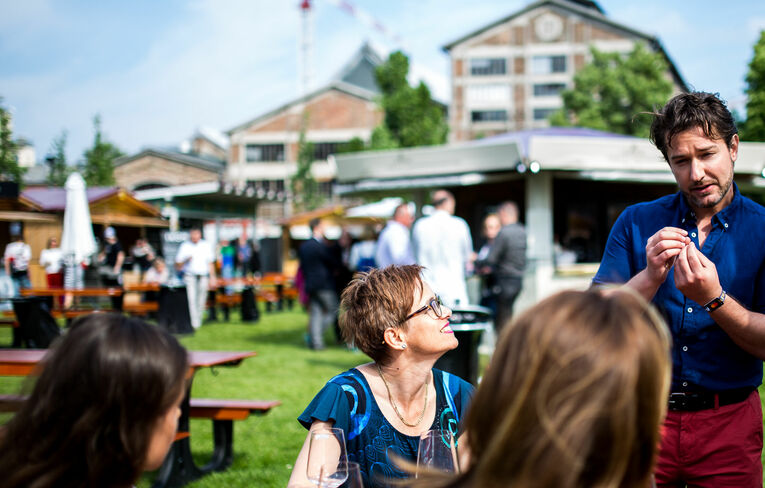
left=689, top=159, right=706, bottom=182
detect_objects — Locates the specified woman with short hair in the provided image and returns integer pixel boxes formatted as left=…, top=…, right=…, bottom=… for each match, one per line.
left=416, top=288, right=671, bottom=488
left=0, top=313, right=189, bottom=488
left=288, top=265, right=474, bottom=488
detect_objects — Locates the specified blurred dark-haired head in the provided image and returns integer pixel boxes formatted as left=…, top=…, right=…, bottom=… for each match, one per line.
left=0, top=313, right=188, bottom=488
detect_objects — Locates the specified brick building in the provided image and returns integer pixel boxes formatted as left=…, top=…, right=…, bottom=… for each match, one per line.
left=443, top=0, right=688, bottom=141
left=226, top=43, right=384, bottom=220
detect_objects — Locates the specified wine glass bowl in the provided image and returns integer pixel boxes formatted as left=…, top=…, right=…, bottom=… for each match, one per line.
left=306, top=428, right=349, bottom=487
left=416, top=429, right=459, bottom=476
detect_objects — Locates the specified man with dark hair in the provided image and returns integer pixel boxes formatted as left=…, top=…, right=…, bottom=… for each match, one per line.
left=484, top=201, right=526, bottom=333
left=298, top=218, right=339, bottom=350
left=593, top=91, right=765, bottom=487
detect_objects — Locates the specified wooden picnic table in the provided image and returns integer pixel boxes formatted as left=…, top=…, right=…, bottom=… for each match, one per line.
left=0, top=349, right=258, bottom=487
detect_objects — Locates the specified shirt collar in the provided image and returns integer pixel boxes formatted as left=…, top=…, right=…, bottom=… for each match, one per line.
left=679, top=182, right=740, bottom=229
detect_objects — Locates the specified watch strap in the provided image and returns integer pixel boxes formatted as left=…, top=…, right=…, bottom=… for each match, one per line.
left=704, top=290, right=727, bottom=313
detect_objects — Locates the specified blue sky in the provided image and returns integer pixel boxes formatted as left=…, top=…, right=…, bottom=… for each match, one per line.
left=1, top=0, right=764, bottom=164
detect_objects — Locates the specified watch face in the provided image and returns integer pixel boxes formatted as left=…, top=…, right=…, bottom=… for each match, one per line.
left=535, top=13, right=563, bottom=41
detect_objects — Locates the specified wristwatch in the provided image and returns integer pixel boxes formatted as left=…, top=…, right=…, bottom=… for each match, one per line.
left=703, top=290, right=727, bottom=313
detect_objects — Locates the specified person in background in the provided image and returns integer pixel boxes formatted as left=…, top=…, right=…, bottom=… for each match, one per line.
left=484, top=202, right=527, bottom=333
left=349, top=225, right=378, bottom=272
left=234, top=233, right=261, bottom=278
left=3, top=222, right=31, bottom=294
left=298, top=219, right=340, bottom=350
left=218, top=239, right=236, bottom=283
left=288, top=265, right=473, bottom=488
left=412, top=190, right=474, bottom=307
left=130, top=237, right=155, bottom=277
left=0, top=313, right=189, bottom=488
left=97, top=226, right=124, bottom=311
left=39, top=237, right=64, bottom=307
left=414, top=288, right=671, bottom=488
left=175, top=228, right=216, bottom=329
left=376, top=202, right=415, bottom=268
left=143, top=257, right=169, bottom=285
left=474, top=213, right=501, bottom=315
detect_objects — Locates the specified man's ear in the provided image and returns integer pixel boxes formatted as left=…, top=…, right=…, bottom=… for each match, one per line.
left=729, top=134, right=739, bottom=163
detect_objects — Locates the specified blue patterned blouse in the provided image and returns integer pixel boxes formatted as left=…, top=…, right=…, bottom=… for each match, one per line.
left=298, top=367, right=474, bottom=488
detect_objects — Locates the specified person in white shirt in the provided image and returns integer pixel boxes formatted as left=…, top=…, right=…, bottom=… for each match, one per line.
left=40, top=237, right=64, bottom=307
left=4, top=223, right=31, bottom=294
left=412, top=190, right=474, bottom=307
left=175, top=228, right=216, bottom=329
left=375, top=203, right=415, bottom=268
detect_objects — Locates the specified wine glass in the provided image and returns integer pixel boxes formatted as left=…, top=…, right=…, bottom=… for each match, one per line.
left=340, top=461, right=364, bottom=487
left=306, top=428, right=349, bottom=487
left=416, top=429, right=459, bottom=477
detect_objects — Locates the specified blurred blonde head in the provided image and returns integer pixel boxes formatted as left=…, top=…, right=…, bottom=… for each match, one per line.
left=423, top=287, right=671, bottom=488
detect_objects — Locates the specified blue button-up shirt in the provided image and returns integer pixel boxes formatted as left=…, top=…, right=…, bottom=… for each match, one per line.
left=593, top=184, right=765, bottom=391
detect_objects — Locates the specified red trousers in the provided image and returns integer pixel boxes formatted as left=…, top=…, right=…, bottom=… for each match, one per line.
left=46, top=272, right=64, bottom=307
left=655, top=390, right=763, bottom=488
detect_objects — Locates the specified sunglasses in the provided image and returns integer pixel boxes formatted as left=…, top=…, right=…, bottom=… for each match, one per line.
left=404, top=295, right=446, bottom=322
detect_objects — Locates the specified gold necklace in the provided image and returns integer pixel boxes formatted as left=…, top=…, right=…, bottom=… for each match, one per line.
left=376, top=363, right=429, bottom=428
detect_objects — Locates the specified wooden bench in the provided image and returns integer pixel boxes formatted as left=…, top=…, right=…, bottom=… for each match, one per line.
left=122, top=302, right=159, bottom=316
left=0, top=395, right=281, bottom=471
left=188, top=398, right=281, bottom=471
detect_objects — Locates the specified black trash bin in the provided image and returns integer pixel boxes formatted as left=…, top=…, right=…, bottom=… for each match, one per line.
left=157, top=285, right=194, bottom=334
left=241, top=286, right=259, bottom=322
left=434, top=305, right=492, bottom=386
left=11, top=296, right=61, bottom=348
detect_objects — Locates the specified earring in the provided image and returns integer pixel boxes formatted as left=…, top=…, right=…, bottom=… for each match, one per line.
left=401, top=344, right=407, bottom=350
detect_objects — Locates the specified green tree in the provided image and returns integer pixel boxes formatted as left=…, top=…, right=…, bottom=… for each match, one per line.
left=741, top=31, right=765, bottom=141
left=47, top=130, right=71, bottom=186
left=290, top=114, right=323, bottom=212
left=550, top=44, right=673, bottom=137
left=372, top=51, right=448, bottom=149
left=83, top=114, right=123, bottom=186
left=0, top=98, right=23, bottom=184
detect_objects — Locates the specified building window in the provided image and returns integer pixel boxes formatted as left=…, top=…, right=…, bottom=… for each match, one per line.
left=533, top=83, right=566, bottom=96
left=531, top=55, right=567, bottom=74
left=533, top=108, right=558, bottom=120
left=471, top=110, right=508, bottom=122
left=312, top=142, right=340, bottom=161
left=245, top=144, right=284, bottom=162
left=466, top=84, right=511, bottom=104
left=470, top=58, right=506, bottom=76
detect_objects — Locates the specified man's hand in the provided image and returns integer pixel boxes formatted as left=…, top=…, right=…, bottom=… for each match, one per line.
left=644, top=227, right=690, bottom=285
left=673, top=242, right=721, bottom=305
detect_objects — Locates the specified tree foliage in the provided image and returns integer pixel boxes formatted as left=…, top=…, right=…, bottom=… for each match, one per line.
left=83, top=114, right=123, bottom=186
left=550, top=44, right=673, bottom=137
left=290, top=113, right=323, bottom=212
left=741, top=31, right=765, bottom=141
left=0, top=98, right=23, bottom=184
left=47, top=130, right=71, bottom=186
left=372, top=51, right=448, bottom=149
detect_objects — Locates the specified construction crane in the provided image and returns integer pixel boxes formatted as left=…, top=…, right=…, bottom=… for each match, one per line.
left=298, top=0, right=402, bottom=95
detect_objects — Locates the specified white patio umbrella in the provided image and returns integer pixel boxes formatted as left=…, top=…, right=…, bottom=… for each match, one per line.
left=60, top=173, right=97, bottom=265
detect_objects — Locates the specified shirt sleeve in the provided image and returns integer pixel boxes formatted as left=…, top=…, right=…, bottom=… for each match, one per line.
left=592, top=208, right=635, bottom=285
left=298, top=381, right=351, bottom=432
left=175, top=243, right=189, bottom=264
